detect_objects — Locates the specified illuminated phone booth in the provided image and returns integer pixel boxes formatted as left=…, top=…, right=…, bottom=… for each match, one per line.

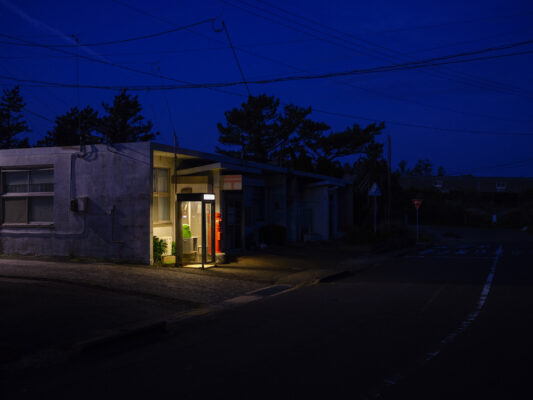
left=176, top=193, right=216, bottom=268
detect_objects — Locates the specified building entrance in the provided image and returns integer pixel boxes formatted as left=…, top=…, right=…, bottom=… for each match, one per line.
left=176, top=193, right=215, bottom=268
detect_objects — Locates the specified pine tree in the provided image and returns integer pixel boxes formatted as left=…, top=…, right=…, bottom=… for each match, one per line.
left=217, top=94, right=310, bottom=163
left=0, top=86, right=30, bottom=149
left=38, top=106, right=100, bottom=147
left=99, top=89, right=158, bottom=144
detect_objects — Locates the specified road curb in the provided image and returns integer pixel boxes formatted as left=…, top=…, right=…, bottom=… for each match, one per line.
left=317, top=270, right=351, bottom=283
left=77, top=320, right=168, bottom=357
left=77, top=284, right=297, bottom=357
left=69, top=260, right=391, bottom=358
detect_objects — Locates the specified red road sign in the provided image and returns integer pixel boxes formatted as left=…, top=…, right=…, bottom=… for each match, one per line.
left=412, top=198, right=423, bottom=209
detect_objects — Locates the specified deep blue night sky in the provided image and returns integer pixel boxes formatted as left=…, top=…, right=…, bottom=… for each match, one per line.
left=1, top=0, right=532, bottom=176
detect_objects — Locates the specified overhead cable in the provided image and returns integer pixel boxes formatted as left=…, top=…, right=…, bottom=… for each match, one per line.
left=0, top=18, right=216, bottom=48
left=224, top=0, right=531, bottom=98
left=2, top=42, right=532, bottom=90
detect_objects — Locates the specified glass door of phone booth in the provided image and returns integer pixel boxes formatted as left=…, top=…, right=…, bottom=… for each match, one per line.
left=177, top=193, right=215, bottom=268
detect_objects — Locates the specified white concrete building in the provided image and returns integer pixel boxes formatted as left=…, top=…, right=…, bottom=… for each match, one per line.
left=0, top=142, right=353, bottom=265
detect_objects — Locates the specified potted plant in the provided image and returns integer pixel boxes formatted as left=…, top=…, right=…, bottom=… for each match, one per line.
left=162, top=240, right=177, bottom=265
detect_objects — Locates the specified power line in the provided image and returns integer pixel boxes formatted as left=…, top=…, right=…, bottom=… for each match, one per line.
left=110, top=0, right=533, bottom=119
left=225, top=0, right=532, bottom=98
left=4, top=5, right=533, bottom=138
left=5, top=69, right=533, bottom=137
left=109, top=0, right=533, bottom=123
left=109, top=0, right=533, bottom=104
left=309, top=107, right=533, bottom=137
left=405, top=27, right=533, bottom=56
left=0, top=18, right=216, bottom=48
left=224, top=3, right=533, bottom=121
left=3, top=73, right=533, bottom=137
left=221, top=20, right=251, bottom=96
left=0, top=32, right=249, bottom=101
left=0, top=38, right=318, bottom=57
left=111, top=0, right=321, bottom=90
left=4, top=37, right=532, bottom=124
left=372, top=10, right=533, bottom=34
left=23, top=107, right=54, bottom=122
left=0, top=60, right=65, bottom=117
left=252, top=0, right=529, bottom=94
left=4, top=44, right=532, bottom=90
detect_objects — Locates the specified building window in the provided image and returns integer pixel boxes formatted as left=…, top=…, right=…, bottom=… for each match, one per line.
left=1, top=168, right=54, bottom=224
left=153, top=168, right=170, bottom=223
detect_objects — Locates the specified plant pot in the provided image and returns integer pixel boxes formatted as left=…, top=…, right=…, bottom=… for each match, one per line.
left=162, top=255, right=176, bottom=265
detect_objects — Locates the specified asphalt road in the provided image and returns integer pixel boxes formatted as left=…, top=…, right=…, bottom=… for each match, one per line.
left=3, top=231, right=532, bottom=399
left=0, top=278, right=193, bottom=367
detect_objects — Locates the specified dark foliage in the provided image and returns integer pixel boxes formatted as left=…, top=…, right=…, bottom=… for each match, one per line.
left=38, top=106, right=100, bottom=147
left=0, top=86, right=30, bottom=149
left=217, top=94, right=310, bottom=163
left=396, top=158, right=445, bottom=177
left=153, top=236, right=167, bottom=264
left=217, top=94, right=384, bottom=177
left=99, top=89, right=158, bottom=144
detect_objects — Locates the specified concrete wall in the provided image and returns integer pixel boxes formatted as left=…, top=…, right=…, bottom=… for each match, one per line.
left=302, top=185, right=330, bottom=240
left=0, top=143, right=152, bottom=263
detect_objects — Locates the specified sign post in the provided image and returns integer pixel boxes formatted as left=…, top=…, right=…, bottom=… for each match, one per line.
left=368, top=183, right=382, bottom=234
left=412, top=199, right=423, bottom=242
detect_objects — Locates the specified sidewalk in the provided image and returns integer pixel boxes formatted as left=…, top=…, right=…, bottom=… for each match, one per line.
left=0, top=242, right=377, bottom=305
left=0, top=258, right=264, bottom=305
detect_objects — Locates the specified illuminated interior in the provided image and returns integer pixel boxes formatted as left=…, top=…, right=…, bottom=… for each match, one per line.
left=177, top=194, right=215, bottom=267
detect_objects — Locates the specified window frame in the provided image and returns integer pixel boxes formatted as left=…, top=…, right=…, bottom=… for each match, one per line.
left=153, top=168, right=171, bottom=224
left=1, top=166, right=54, bottom=227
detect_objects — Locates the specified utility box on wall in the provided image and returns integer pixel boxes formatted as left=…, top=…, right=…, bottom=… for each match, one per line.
left=70, top=196, right=88, bottom=213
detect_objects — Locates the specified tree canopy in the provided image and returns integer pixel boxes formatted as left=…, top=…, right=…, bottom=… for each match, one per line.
left=396, top=158, right=446, bottom=176
left=37, top=106, right=99, bottom=147
left=217, top=94, right=310, bottom=163
left=37, top=90, right=158, bottom=147
left=99, top=89, right=158, bottom=144
left=217, top=94, right=384, bottom=177
left=0, top=86, right=30, bottom=149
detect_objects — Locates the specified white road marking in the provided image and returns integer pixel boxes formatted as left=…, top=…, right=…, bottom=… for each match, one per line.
left=373, top=245, right=504, bottom=398
left=455, top=249, right=468, bottom=255
left=425, top=245, right=502, bottom=361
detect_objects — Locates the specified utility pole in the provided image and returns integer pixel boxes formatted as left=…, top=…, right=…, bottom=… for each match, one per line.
left=387, top=135, right=392, bottom=229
